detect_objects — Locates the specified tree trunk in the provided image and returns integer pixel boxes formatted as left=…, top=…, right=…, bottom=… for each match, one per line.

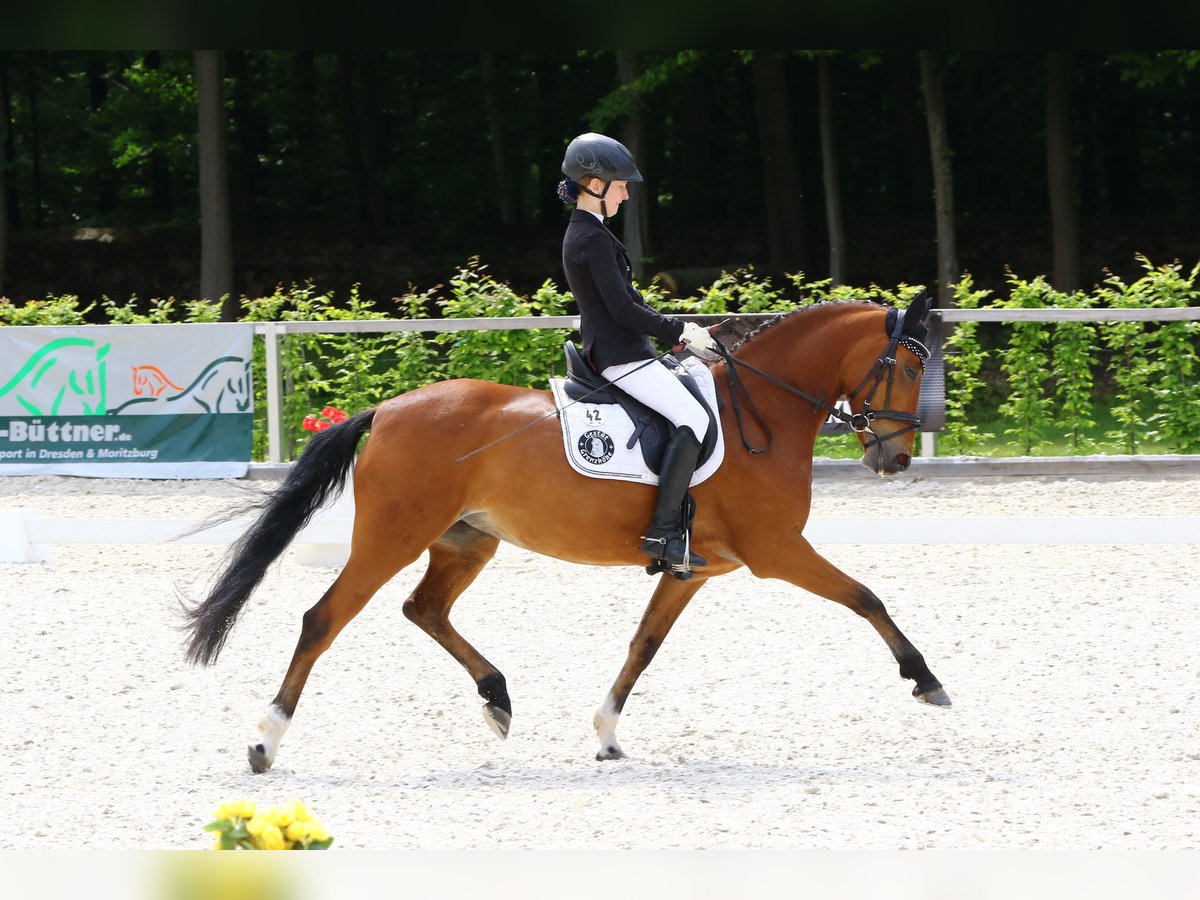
left=480, top=51, right=518, bottom=225
left=616, top=51, right=648, bottom=280
left=751, top=51, right=805, bottom=274
left=1045, top=50, right=1080, bottom=293
left=918, top=50, right=958, bottom=307
left=817, top=55, right=846, bottom=285
left=195, top=50, right=235, bottom=318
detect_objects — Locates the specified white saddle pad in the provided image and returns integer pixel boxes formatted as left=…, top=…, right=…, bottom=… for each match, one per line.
left=548, top=356, right=725, bottom=487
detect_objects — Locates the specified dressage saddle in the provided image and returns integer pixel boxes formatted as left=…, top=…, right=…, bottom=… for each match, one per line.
left=561, top=342, right=719, bottom=474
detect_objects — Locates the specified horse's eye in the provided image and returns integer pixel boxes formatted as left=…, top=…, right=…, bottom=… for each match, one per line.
left=905, top=365, right=919, bottom=380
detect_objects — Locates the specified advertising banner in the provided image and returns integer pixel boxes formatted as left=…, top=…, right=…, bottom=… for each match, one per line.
left=0, top=323, right=253, bottom=477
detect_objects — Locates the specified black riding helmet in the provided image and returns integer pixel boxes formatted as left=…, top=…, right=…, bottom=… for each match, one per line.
left=561, top=133, right=641, bottom=217
left=562, top=132, right=643, bottom=185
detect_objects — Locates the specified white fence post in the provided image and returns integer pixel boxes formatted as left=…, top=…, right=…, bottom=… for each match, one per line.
left=262, top=322, right=285, bottom=464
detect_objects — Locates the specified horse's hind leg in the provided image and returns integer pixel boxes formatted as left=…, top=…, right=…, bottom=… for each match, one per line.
left=248, top=546, right=423, bottom=774
left=594, top=574, right=708, bottom=760
left=401, top=523, right=512, bottom=739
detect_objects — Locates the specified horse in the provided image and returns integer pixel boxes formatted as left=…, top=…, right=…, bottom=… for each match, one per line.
left=181, top=293, right=950, bottom=773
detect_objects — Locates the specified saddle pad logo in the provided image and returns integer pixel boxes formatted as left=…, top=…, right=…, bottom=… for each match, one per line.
left=577, top=429, right=615, bottom=465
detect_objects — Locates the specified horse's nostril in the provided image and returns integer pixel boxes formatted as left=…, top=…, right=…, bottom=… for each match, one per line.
left=896, top=453, right=911, bottom=470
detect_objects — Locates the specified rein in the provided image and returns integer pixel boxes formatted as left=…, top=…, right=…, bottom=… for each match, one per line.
left=715, top=311, right=929, bottom=454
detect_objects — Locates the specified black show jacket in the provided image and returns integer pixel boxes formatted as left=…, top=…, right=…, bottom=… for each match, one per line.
left=561, top=209, right=684, bottom=372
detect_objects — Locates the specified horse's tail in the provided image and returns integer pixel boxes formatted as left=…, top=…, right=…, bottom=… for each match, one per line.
left=180, top=408, right=376, bottom=666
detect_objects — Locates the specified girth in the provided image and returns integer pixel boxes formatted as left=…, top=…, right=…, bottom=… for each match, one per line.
left=561, top=343, right=720, bottom=474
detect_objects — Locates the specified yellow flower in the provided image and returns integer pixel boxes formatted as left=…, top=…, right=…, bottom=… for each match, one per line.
left=214, top=800, right=257, bottom=822
left=266, top=806, right=295, bottom=828
left=283, top=801, right=311, bottom=823
left=244, top=814, right=269, bottom=837
left=256, top=824, right=287, bottom=851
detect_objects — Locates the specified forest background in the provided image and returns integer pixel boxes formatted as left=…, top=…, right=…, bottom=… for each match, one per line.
left=3, top=50, right=1200, bottom=312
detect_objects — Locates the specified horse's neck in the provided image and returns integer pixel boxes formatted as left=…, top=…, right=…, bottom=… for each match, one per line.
left=733, top=310, right=867, bottom=405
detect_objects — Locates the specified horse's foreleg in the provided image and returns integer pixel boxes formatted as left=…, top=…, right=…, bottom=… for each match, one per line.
left=401, top=526, right=511, bottom=739
left=756, top=536, right=950, bottom=707
left=594, top=575, right=708, bottom=760
left=249, top=554, right=403, bottom=774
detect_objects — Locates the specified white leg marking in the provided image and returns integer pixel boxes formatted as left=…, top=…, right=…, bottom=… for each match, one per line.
left=252, top=704, right=290, bottom=763
left=593, top=696, right=624, bottom=758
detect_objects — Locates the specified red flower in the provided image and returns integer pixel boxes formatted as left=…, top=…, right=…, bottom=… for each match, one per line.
left=302, top=406, right=347, bottom=434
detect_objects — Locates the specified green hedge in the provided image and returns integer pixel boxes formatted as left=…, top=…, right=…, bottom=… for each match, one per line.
left=3, top=256, right=1198, bottom=460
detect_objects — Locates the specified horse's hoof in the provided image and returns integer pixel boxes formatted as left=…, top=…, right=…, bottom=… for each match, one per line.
left=915, top=685, right=953, bottom=708
left=247, top=743, right=273, bottom=774
left=483, top=702, right=511, bottom=740
left=596, top=745, right=627, bottom=761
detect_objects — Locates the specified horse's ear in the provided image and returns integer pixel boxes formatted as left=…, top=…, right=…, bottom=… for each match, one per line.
left=903, top=292, right=932, bottom=334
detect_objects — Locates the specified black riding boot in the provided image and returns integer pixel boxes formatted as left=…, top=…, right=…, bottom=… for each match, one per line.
left=640, top=426, right=707, bottom=569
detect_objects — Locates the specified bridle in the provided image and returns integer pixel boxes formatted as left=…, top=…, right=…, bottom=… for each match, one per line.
left=715, top=310, right=931, bottom=455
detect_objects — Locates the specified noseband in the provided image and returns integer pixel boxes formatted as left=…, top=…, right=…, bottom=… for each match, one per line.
left=717, top=311, right=931, bottom=454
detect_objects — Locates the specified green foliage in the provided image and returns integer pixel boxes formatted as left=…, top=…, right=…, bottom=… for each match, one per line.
left=1095, top=263, right=1167, bottom=453
left=1048, top=291, right=1098, bottom=452
left=0, top=295, right=95, bottom=325
left=658, top=267, right=794, bottom=315
left=101, top=294, right=178, bottom=323
left=242, top=283, right=441, bottom=457
left=1098, top=257, right=1200, bottom=454
left=435, top=259, right=571, bottom=386
left=996, top=274, right=1056, bottom=454
left=941, top=275, right=992, bottom=455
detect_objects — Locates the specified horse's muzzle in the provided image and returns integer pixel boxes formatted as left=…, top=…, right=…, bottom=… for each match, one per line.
left=861, top=445, right=910, bottom=477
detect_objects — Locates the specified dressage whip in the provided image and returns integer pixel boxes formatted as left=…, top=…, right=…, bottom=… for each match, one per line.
left=452, top=349, right=677, bottom=465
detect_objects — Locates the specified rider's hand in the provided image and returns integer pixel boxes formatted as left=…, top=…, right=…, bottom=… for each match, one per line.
left=678, top=322, right=720, bottom=361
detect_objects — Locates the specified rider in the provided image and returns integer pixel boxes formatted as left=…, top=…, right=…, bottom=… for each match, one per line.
left=558, top=131, right=719, bottom=572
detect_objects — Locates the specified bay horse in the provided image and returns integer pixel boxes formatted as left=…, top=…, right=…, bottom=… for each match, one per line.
left=181, top=293, right=950, bottom=773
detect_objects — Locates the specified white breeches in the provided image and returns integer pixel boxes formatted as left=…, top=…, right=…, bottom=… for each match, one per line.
left=601, top=358, right=710, bottom=439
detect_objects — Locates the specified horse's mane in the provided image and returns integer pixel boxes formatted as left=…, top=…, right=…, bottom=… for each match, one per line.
left=726, top=299, right=886, bottom=354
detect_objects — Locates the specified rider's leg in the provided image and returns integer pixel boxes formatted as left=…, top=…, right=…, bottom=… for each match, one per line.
left=639, top=425, right=705, bottom=567
left=600, top=359, right=709, bottom=568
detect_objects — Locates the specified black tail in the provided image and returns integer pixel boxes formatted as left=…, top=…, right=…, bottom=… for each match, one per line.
left=179, top=408, right=376, bottom=666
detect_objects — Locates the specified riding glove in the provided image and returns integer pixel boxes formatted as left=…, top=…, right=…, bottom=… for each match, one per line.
left=679, top=322, right=720, bottom=360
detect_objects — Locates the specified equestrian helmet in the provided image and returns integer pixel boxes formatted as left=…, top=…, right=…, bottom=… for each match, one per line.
left=561, top=132, right=643, bottom=185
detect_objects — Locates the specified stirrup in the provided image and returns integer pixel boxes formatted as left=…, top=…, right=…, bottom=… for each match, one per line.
left=645, top=558, right=694, bottom=581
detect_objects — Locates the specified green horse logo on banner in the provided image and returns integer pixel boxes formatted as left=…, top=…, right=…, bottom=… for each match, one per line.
left=0, top=338, right=111, bottom=415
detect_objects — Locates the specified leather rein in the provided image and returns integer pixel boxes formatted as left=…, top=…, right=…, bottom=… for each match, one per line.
left=714, top=312, right=930, bottom=456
